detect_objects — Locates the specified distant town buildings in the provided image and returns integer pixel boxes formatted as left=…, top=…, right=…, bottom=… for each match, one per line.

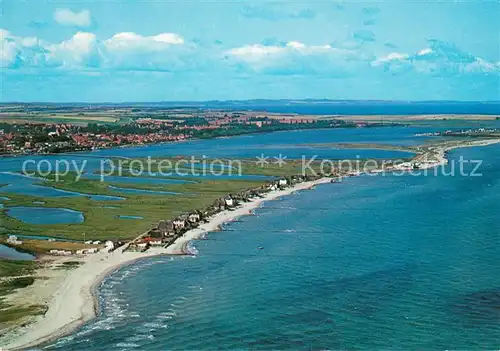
left=0, top=109, right=345, bottom=155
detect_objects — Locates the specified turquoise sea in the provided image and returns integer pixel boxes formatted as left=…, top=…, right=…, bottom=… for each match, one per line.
left=43, top=138, right=500, bottom=349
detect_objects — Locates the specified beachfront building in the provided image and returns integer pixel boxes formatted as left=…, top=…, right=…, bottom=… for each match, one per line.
left=268, top=183, right=278, bottom=191
left=278, top=178, right=288, bottom=187
left=49, top=250, right=73, bottom=256
left=215, top=198, right=226, bottom=210
left=7, top=235, right=22, bottom=245
left=188, top=212, right=201, bottom=223
left=225, top=196, right=234, bottom=207
left=173, top=218, right=186, bottom=230
left=105, top=240, right=115, bottom=251
left=158, top=220, right=175, bottom=237
left=75, top=248, right=99, bottom=255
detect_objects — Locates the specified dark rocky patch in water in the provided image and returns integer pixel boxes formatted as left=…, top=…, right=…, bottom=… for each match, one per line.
left=450, top=288, right=500, bottom=326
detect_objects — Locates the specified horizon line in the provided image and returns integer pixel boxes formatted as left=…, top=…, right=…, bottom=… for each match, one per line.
left=1, top=99, right=500, bottom=105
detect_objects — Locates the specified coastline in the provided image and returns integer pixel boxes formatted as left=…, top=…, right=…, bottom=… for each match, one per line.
left=1, top=177, right=332, bottom=350
left=164, top=177, right=333, bottom=255
left=3, top=138, right=500, bottom=350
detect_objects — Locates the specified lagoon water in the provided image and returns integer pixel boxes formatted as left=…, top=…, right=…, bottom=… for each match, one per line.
left=47, top=142, right=500, bottom=349
left=6, top=207, right=84, bottom=225
left=0, top=172, right=125, bottom=200
left=117, top=215, right=144, bottom=220
left=0, top=244, right=35, bottom=260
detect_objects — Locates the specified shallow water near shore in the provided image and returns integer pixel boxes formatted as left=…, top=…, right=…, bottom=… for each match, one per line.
left=46, top=143, right=500, bottom=349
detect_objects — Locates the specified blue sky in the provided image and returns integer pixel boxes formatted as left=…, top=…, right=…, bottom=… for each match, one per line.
left=1, top=0, right=499, bottom=102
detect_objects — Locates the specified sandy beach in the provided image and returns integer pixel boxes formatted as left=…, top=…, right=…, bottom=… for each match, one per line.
left=1, top=248, right=171, bottom=350
left=391, top=138, right=500, bottom=171
left=1, top=177, right=332, bottom=350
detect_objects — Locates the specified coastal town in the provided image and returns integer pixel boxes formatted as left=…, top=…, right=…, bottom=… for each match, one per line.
left=0, top=105, right=367, bottom=155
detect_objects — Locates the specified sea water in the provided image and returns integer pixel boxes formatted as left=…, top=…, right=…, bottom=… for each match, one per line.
left=47, top=143, right=500, bottom=349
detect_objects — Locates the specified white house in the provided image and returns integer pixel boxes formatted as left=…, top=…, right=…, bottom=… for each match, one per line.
left=268, top=183, right=278, bottom=191
left=225, top=197, right=234, bottom=207
left=278, top=179, right=288, bottom=187
left=76, top=249, right=85, bottom=255
left=49, top=249, right=73, bottom=256
left=7, top=235, right=22, bottom=245
left=92, top=240, right=101, bottom=245
left=188, top=213, right=200, bottom=223
left=104, top=240, right=115, bottom=250
left=84, top=240, right=93, bottom=245
left=150, top=240, right=163, bottom=246
left=86, top=248, right=98, bottom=254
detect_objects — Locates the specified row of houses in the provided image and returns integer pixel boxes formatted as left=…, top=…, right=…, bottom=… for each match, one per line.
left=47, top=240, right=123, bottom=256
left=129, top=174, right=323, bottom=250
left=49, top=247, right=100, bottom=256
left=48, top=250, right=73, bottom=256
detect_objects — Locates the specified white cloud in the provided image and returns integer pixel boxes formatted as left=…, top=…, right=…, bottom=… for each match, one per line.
left=0, top=29, right=49, bottom=68
left=100, top=32, right=191, bottom=71
left=464, top=58, right=499, bottom=73
left=227, top=41, right=342, bottom=60
left=371, top=40, right=500, bottom=76
left=0, top=29, right=17, bottom=67
left=0, top=29, right=189, bottom=71
left=103, top=32, right=184, bottom=52
left=227, top=44, right=284, bottom=62
left=417, top=48, right=432, bottom=56
left=54, top=8, right=92, bottom=27
left=371, top=52, right=409, bottom=66
left=3, top=30, right=498, bottom=79
left=46, top=32, right=98, bottom=67
left=226, top=41, right=369, bottom=76
left=286, top=41, right=306, bottom=49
